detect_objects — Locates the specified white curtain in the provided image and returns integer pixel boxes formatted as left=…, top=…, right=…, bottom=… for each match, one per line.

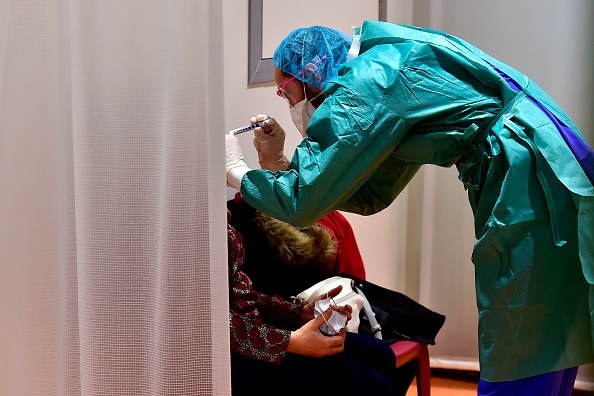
left=0, top=1, right=230, bottom=395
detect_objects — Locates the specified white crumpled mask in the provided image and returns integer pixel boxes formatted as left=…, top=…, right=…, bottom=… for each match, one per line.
left=314, top=296, right=347, bottom=335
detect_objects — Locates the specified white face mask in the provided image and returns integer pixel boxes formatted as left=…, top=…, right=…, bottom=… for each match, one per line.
left=289, top=98, right=316, bottom=137
left=289, top=85, right=324, bottom=137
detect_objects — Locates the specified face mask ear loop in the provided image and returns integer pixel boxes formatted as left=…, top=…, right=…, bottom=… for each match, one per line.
left=303, top=81, right=325, bottom=104
left=320, top=310, right=336, bottom=335
left=321, top=291, right=338, bottom=335
left=329, top=297, right=337, bottom=311
left=310, top=90, right=325, bottom=103
left=302, top=80, right=308, bottom=101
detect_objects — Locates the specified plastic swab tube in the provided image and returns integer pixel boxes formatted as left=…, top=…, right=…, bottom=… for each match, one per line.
left=228, top=118, right=274, bottom=136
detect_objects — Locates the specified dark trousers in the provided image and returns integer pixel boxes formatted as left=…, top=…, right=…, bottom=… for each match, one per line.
left=231, top=332, right=416, bottom=396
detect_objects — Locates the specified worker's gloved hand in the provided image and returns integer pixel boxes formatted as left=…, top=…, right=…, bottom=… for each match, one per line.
left=225, top=134, right=250, bottom=190
left=226, top=133, right=246, bottom=172
left=252, top=114, right=289, bottom=171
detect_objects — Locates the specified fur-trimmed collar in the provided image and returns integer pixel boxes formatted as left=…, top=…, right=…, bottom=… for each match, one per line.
left=254, top=211, right=337, bottom=268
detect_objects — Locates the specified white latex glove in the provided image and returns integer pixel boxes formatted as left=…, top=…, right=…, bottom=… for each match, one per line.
left=251, top=114, right=289, bottom=171
left=225, top=134, right=250, bottom=190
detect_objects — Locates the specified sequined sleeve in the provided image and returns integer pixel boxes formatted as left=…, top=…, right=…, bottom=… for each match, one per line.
left=228, top=220, right=303, bottom=364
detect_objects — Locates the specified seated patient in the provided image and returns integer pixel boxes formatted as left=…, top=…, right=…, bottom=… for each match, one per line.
left=227, top=115, right=416, bottom=395
left=227, top=191, right=365, bottom=299
left=227, top=211, right=411, bottom=396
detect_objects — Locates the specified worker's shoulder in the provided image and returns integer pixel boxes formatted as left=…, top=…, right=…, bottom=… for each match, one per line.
left=361, top=21, right=455, bottom=45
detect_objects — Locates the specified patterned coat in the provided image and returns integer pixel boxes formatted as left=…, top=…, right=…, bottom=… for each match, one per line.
left=228, top=211, right=303, bottom=364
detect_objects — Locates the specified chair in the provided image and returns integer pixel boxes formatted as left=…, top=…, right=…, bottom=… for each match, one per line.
left=390, top=340, right=431, bottom=396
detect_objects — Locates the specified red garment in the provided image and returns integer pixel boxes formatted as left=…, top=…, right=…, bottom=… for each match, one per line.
left=227, top=211, right=303, bottom=364
left=315, top=210, right=366, bottom=280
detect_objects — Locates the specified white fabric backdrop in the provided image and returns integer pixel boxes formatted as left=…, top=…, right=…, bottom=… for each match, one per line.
left=0, top=1, right=230, bottom=395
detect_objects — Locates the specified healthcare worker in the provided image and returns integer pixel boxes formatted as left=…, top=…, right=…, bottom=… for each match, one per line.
left=225, top=21, right=594, bottom=395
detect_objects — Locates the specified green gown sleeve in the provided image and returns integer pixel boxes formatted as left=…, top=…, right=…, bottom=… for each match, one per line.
left=241, top=34, right=501, bottom=227
left=241, top=85, right=408, bottom=226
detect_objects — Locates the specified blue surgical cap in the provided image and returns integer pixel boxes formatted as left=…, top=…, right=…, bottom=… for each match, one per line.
left=273, top=26, right=352, bottom=90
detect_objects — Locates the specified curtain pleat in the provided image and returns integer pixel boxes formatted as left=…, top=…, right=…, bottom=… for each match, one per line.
left=0, top=1, right=229, bottom=395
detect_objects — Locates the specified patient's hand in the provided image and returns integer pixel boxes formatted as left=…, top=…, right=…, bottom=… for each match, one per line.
left=287, top=308, right=346, bottom=357
left=332, top=303, right=353, bottom=325
left=300, top=285, right=353, bottom=325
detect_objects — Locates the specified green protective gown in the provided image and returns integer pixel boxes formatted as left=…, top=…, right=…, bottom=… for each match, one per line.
left=240, top=21, right=594, bottom=382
